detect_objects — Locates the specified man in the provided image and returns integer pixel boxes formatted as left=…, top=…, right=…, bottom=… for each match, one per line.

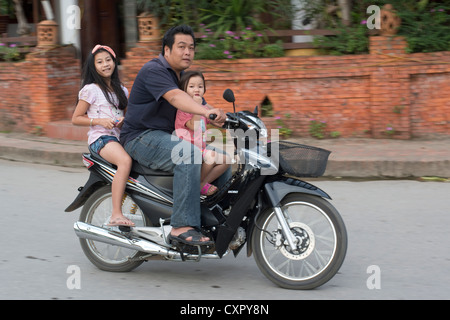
left=120, top=25, right=227, bottom=245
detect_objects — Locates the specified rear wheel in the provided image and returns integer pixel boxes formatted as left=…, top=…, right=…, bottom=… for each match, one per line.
left=79, top=185, right=151, bottom=272
left=252, top=193, right=347, bottom=289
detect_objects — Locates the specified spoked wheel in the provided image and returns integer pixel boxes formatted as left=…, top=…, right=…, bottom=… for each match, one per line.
left=252, top=193, right=347, bottom=289
left=78, top=185, right=151, bottom=272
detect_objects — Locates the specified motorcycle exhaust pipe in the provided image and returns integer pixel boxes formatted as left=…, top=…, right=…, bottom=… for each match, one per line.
left=73, top=221, right=179, bottom=258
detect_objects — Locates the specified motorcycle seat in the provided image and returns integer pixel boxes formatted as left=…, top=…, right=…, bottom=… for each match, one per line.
left=88, top=147, right=173, bottom=177
left=131, top=161, right=173, bottom=176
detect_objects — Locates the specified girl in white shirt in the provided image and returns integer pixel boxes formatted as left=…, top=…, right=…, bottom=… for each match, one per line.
left=72, top=45, right=134, bottom=227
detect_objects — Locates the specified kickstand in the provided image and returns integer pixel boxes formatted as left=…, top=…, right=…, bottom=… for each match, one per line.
left=194, top=245, right=202, bottom=262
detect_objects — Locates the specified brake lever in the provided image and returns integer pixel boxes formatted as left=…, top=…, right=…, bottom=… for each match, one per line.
left=226, top=113, right=240, bottom=125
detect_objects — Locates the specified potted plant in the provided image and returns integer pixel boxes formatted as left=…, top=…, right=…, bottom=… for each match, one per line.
left=380, top=4, right=401, bottom=36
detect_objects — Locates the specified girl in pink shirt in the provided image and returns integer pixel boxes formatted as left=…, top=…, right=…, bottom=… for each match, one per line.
left=175, top=71, right=230, bottom=196
left=72, top=45, right=134, bottom=227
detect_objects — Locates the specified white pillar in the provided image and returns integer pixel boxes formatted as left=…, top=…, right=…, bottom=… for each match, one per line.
left=54, top=0, right=81, bottom=53
left=291, top=0, right=314, bottom=43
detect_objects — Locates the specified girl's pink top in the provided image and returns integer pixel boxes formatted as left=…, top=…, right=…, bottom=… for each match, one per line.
left=175, top=104, right=210, bottom=150
left=78, top=83, right=128, bottom=145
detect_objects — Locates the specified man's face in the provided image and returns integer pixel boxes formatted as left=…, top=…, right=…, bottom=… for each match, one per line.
left=164, top=33, right=195, bottom=74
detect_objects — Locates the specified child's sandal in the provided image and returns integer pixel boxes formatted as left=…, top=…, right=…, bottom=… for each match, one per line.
left=201, top=183, right=217, bottom=196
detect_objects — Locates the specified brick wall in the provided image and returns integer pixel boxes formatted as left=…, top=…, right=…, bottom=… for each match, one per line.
left=0, top=46, right=80, bottom=133
left=122, top=36, right=450, bottom=139
left=0, top=38, right=448, bottom=139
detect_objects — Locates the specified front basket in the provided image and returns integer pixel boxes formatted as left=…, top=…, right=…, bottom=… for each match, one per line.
left=269, top=141, right=331, bottom=177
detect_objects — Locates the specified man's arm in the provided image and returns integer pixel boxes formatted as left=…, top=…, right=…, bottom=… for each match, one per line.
left=163, top=88, right=226, bottom=125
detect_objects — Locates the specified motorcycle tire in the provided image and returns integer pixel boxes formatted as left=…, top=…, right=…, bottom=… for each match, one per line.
left=252, top=193, right=347, bottom=290
left=78, top=185, right=151, bottom=272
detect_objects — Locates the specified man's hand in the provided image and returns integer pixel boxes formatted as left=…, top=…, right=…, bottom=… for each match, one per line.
left=164, top=89, right=226, bottom=126
left=206, top=108, right=226, bottom=127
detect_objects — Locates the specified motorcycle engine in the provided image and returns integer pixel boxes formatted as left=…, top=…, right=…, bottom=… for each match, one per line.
left=228, top=227, right=246, bottom=250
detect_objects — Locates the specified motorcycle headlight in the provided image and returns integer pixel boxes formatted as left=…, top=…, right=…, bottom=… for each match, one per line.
left=242, top=116, right=268, bottom=138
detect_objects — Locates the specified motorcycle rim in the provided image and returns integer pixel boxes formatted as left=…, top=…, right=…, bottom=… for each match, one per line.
left=252, top=193, right=347, bottom=289
left=79, top=185, right=150, bottom=272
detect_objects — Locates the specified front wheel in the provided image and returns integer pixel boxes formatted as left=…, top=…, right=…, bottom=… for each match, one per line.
left=252, top=193, right=347, bottom=289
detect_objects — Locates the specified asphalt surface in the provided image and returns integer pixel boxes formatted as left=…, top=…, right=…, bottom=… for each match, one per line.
left=2, top=160, right=450, bottom=301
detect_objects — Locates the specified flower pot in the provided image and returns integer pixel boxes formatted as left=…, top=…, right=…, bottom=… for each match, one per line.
left=37, top=20, right=58, bottom=47
left=380, top=4, right=401, bottom=36
left=137, top=13, right=160, bottom=42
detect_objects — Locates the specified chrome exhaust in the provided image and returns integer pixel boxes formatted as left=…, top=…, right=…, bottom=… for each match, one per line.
left=74, top=221, right=179, bottom=257
left=73, top=221, right=225, bottom=260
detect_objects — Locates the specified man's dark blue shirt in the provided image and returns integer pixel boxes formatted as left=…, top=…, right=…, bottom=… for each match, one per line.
left=120, top=54, right=181, bottom=147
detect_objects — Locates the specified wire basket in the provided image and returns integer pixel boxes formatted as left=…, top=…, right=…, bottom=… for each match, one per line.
left=269, top=141, right=331, bottom=177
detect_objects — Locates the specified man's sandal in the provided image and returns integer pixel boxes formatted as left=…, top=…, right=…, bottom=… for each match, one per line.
left=168, top=229, right=213, bottom=246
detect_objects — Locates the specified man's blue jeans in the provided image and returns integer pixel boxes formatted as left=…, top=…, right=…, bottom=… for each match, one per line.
left=124, top=129, right=230, bottom=228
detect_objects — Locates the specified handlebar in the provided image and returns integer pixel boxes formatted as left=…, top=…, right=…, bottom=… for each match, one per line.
left=209, top=112, right=239, bottom=126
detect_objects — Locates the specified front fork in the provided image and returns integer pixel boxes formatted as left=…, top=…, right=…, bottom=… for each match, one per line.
left=272, top=206, right=298, bottom=251
left=264, top=184, right=298, bottom=251
left=263, top=178, right=331, bottom=252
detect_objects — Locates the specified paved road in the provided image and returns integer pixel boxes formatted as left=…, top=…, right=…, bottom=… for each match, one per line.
left=1, top=159, right=449, bottom=300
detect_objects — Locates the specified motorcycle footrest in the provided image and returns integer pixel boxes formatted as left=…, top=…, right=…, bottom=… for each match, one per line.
left=171, top=240, right=209, bottom=253
left=118, top=226, right=132, bottom=232
left=170, top=241, right=215, bottom=261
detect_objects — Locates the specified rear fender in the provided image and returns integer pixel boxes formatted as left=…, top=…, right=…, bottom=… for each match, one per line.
left=64, top=172, right=106, bottom=212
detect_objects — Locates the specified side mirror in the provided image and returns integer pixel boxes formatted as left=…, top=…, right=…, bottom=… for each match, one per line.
left=223, top=89, right=235, bottom=103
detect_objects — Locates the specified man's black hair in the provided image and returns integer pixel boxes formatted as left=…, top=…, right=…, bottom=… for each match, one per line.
left=161, top=25, right=196, bottom=55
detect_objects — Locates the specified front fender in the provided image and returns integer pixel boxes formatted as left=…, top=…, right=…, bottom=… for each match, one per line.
left=264, top=177, right=331, bottom=207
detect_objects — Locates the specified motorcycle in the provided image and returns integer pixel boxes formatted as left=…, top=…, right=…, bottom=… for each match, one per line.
left=65, top=89, right=347, bottom=290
